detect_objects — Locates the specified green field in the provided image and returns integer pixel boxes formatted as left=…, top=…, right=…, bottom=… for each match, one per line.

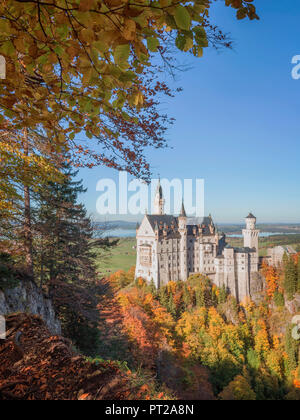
left=227, top=234, right=300, bottom=256
left=95, top=234, right=300, bottom=277
left=95, top=237, right=136, bottom=277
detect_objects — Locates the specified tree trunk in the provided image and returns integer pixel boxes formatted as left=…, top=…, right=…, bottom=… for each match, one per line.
left=23, top=128, right=34, bottom=278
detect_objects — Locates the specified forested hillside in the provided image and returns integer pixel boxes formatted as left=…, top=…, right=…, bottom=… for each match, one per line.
left=101, top=257, right=300, bottom=400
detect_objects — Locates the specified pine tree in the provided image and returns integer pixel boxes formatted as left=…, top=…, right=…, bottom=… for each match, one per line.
left=159, top=286, right=168, bottom=309
left=149, top=279, right=157, bottom=297
left=285, top=326, right=298, bottom=374
left=166, top=292, right=176, bottom=318
left=274, top=290, right=285, bottom=308
left=284, top=255, right=297, bottom=300
left=33, top=161, right=107, bottom=355
left=34, top=163, right=96, bottom=285
left=195, top=287, right=205, bottom=308
left=218, top=285, right=227, bottom=305
left=297, top=257, right=300, bottom=293
left=182, top=284, right=191, bottom=311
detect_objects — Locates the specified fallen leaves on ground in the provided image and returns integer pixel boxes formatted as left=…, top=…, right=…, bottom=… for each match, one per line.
left=0, top=313, right=144, bottom=400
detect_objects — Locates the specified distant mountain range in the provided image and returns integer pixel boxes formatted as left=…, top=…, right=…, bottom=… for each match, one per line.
left=93, top=221, right=300, bottom=235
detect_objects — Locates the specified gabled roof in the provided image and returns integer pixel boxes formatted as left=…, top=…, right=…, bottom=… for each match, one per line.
left=186, top=216, right=215, bottom=236
left=142, top=214, right=216, bottom=238
left=146, top=214, right=178, bottom=230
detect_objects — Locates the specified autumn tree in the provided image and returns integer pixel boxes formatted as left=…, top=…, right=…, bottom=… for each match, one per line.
left=118, top=285, right=175, bottom=368
left=0, top=1, right=259, bottom=274
left=219, top=374, right=256, bottom=400
left=0, top=127, right=63, bottom=273
left=262, top=261, right=280, bottom=300
left=0, top=0, right=258, bottom=178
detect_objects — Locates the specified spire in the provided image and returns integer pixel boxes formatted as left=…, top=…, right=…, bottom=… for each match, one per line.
left=179, top=200, right=187, bottom=217
left=153, top=178, right=164, bottom=215
left=246, top=212, right=256, bottom=219
left=156, top=177, right=163, bottom=199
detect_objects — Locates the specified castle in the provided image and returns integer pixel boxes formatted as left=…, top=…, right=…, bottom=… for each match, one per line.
left=135, top=180, right=261, bottom=302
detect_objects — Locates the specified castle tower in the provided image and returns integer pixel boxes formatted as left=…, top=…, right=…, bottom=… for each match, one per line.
left=153, top=179, right=165, bottom=215
left=242, top=213, right=259, bottom=252
left=178, top=201, right=188, bottom=281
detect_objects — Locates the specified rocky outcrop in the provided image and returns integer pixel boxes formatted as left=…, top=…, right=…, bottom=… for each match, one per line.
left=285, top=294, right=300, bottom=315
left=0, top=279, right=61, bottom=335
left=250, top=272, right=266, bottom=304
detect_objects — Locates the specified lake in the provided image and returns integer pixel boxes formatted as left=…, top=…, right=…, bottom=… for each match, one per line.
left=227, top=232, right=298, bottom=238
left=102, top=229, right=298, bottom=238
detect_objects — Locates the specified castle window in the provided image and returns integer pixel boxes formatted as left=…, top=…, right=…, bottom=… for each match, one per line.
left=139, top=245, right=152, bottom=267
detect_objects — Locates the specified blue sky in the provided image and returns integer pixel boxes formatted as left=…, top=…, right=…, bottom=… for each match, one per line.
left=77, top=0, right=300, bottom=224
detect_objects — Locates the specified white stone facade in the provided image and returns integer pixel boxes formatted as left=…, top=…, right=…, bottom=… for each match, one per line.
left=267, top=245, right=297, bottom=267
left=135, top=183, right=260, bottom=302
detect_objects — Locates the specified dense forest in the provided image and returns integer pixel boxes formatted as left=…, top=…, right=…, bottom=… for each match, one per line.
left=98, top=252, right=300, bottom=400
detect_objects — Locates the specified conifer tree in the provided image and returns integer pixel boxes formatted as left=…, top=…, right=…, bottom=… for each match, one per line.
left=182, top=284, right=191, bottom=311
left=285, top=326, right=298, bottom=374
left=33, top=161, right=110, bottom=355
left=168, top=292, right=177, bottom=318
left=149, top=279, right=157, bottom=297
left=195, top=287, right=205, bottom=308
left=297, top=257, right=300, bottom=292
left=159, top=287, right=169, bottom=309
left=218, top=285, right=227, bottom=305
left=273, top=290, right=285, bottom=308
left=284, top=255, right=297, bottom=300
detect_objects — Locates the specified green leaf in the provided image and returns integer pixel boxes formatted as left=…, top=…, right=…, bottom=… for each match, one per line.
left=119, top=71, right=136, bottom=82
left=193, top=26, right=206, bottom=38
left=93, top=40, right=107, bottom=53
left=197, top=47, right=203, bottom=57
left=114, top=44, right=130, bottom=67
left=183, top=37, right=193, bottom=52
left=147, top=37, right=160, bottom=52
left=174, top=6, right=191, bottom=30
left=175, top=34, right=185, bottom=51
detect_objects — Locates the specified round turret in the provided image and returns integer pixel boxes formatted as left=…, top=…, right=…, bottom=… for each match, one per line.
left=245, top=213, right=256, bottom=230
left=243, top=212, right=259, bottom=251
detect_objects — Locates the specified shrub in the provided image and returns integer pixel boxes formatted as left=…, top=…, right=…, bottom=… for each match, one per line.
left=0, top=253, right=19, bottom=291
left=274, top=291, right=285, bottom=308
